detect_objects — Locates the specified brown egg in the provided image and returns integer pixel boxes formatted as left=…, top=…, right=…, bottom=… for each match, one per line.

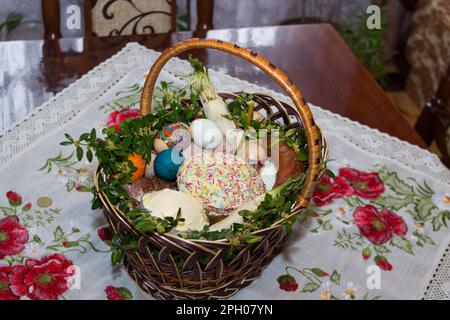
left=153, top=138, right=169, bottom=153
left=274, top=142, right=305, bottom=187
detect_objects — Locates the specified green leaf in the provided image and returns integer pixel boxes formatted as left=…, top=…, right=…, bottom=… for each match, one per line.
left=111, top=249, right=124, bottom=265
left=89, top=128, right=97, bottom=144
left=53, top=226, right=65, bottom=242
left=310, top=268, right=329, bottom=277
left=64, top=133, right=74, bottom=142
left=86, top=149, right=93, bottom=162
left=343, top=196, right=364, bottom=208
left=330, top=270, right=341, bottom=285
left=389, top=236, right=415, bottom=256
left=431, top=211, right=450, bottom=232
left=325, top=169, right=336, bottom=179
left=116, top=287, right=133, bottom=300
left=76, top=146, right=83, bottom=161
left=371, top=195, right=413, bottom=211
left=415, top=198, right=437, bottom=221
left=412, top=230, right=435, bottom=247
left=301, top=282, right=320, bottom=293
left=381, top=171, right=414, bottom=195
left=3, top=12, right=22, bottom=34
left=33, top=235, right=42, bottom=244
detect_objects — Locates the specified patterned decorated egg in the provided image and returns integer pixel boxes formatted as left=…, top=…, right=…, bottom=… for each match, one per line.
left=177, top=152, right=265, bottom=211
left=154, top=149, right=184, bottom=182
left=159, top=123, right=191, bottom=150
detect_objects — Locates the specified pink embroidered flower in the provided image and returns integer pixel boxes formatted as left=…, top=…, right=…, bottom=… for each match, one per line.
left=353, top=205, right=393, bottom=245
left=312, top=174, right=353, bottom=206
left=0, top=266, right=20, bottom=300
left=0, top=216, right=29, bottom=259
left=277, top=274, right=299, bottom=292
left=9, top=254, right=75, bottom=300
left=339, top=168, right=384, bottom=199
left=107, top=109, right=140, bottom=131
left=105, top=286, right=132, bottom=300
left=6, top=191, right=22, bottom=206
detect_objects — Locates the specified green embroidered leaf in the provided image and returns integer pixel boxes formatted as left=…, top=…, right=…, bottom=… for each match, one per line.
left=53, top=226, right=65, bottom=242
left=382, top=172, right=414, bottom=195
left=33, top=235, right=42, bottom=244
left=389, top=236, right=415, bottom=256
left=330, top=270, right=341, bottom=285
left=343, top=196, right=364, bottom=208
left=310, top=268, right=329, bottom=277
left=371, top=195, right=413, bottom=211
left=301, top=282, right=321, bottom=293
left=116, top=287, right=133, bottom=300
left=412, top=230, right=435, bottom=247
left=333, top=230, right=364, bottom=250
left=415, top=198, right=437, bottom=221
left=431, top=211, right=450, bottom=232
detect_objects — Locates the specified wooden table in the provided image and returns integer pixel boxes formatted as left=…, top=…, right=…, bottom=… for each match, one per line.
left=0, top=24, right=426, bottom=147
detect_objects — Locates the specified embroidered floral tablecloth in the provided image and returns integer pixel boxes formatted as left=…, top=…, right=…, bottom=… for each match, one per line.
left=1, top=43, right=450, bottom=300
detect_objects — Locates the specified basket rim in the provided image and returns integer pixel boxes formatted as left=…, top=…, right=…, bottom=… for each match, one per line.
left=94, top=92, right=329, bottom=246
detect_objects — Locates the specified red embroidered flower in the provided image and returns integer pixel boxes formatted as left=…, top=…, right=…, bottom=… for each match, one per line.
left=6, top=191, right=22, bottom=206
left=375, top=256, right=393, bottom=271
left=9, top=254, right=75, bottom=300
left=362, top=248, right=371, bottom=260
left=0, top=216, right=29, bottom=259
left=312, top=174, right=353, bottom=206
left=105, top=286, right=132, bottom=300
left=0, top=266, right=20, bottom=300
left=339, top=168, right=384, bottom=199
left=98, top=227, right=113, bottom=242
left=379, top=209, right=408, bottom=237
left=22, top=202, right=32, bottom=212
left=353, top=205, right=392, bottom=245
left=107, top=108, right=140, bottom=131
left=277, top=274, right=299, bottom=292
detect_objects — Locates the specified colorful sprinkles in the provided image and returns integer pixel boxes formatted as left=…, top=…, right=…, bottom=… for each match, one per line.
left=177, top=152, right=265, bottom=211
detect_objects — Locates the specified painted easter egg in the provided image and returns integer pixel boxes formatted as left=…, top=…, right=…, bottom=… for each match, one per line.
left=153, top=138, right=169, bottom=153
left=190, top=119, right=223, bottom=149
left=159, top=123, right=191, bottom=150
left=177, top=152, right=265, bottom=211
left=154, top=149, right=184, bottom=182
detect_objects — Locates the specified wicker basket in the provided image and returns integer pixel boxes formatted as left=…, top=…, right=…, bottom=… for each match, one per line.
left=94, top=38, right=328, bottom=300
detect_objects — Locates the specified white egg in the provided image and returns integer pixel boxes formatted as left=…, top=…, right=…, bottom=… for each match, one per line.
left=260, top=159, right=277, bottom=191
left=190, top=119, right=223, bottom=149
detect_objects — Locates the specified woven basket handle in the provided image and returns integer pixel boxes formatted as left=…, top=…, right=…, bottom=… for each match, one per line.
left=140, top=38, right=322, bottom=208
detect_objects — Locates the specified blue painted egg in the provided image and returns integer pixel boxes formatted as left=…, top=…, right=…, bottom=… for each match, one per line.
left=154, top=149, right=184, bottom=182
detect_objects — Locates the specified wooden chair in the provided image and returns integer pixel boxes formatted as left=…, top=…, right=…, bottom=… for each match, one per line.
left=414, top=66, right=450, bottom=166
left=403, top=0, right=450, bottom=166
left=42, top=0, right=214, bottom=39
